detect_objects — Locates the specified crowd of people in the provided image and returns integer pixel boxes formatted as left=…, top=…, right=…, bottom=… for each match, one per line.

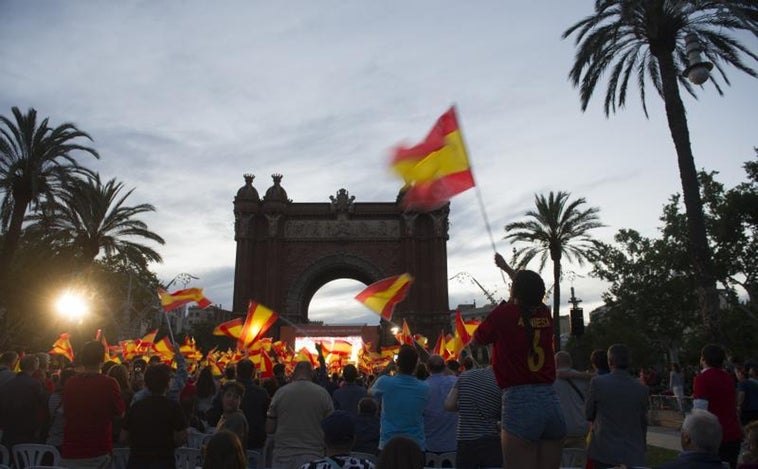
left=0, top=254, right=756, bottom=469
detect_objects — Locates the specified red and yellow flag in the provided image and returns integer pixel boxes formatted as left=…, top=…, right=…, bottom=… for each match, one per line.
left=432, top=330, right=446, bottom=357
left=49, top=333, right=75, bottom=362
left=158, top=288, right=212, bottom=312
left=139, top=329, right=158, bottom=346
left=213, top=317, right=244, bottom=339
left=395, top=319, right=415, bottom=346
left=238, top=300, right=279, bottom=349
left=354, top=273, right=414, bottom=321
left=152, top=336, right=175, bottom=361
left=391, top=106, right=475, bottom=211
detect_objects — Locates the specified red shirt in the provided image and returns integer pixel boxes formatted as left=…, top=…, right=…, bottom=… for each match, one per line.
left=474, top=301, right=556, bottom=389
left=693, top=367, right=741, bottom=442
left=62, top=372, right=125, bottom=458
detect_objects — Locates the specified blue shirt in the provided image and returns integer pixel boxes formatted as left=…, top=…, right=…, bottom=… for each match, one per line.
left=370, top=373, right=429, bottom=450
left=423, top=373, right=458, bottom=452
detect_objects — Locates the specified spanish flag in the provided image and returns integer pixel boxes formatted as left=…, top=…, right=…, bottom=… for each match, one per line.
left=213, top=317, right=244, bottom=339
left=391, top=106, right=475, bottom=211
left=158, top=288, right=212, bottom=312
left=432, top=330, right=446, bottom=357
left=49, top=333, right=75, bottom=363
left=354, top=273, right=414, bottom=321
left=238, top=300, right=278, bottom=349
left=395, top=319, right=415, bottom=346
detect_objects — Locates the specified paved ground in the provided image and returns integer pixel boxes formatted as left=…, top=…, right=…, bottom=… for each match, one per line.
left=647, top=426, right=681, bottom=451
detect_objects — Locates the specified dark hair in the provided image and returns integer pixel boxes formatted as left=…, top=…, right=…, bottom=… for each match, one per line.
left=148, top=355, right=162, bottom=365
left=511, top=270, right=546, bottom=359
left=273, top=363, right=285, bottom=375
left=221, top=380, right=245, bottom=398
left=701, top=344, right=726, bottom=368
left=446, top=359, right=460, bottom=374
left=202, top=430, right=247, bottom=469
left=132, top=358, right=147, bottom=373
left=396, top=344, right=418, bottom=375
left=672, top=363, right=681, bottom=373
left=415, top=362, right=429, bottom=380
left=358, top=397, right=378, bottom=415
left=461, top=356, right=474, bottom=371
left=19, top=355, right=39, bottom=372
left=101, top=360, right=117, bottom=375
left=59, top=367, right=76, bottom=389
left=342, top=364, right=358, bottom=383
left=80, top=341, right=105, bottom=368
left=236, top=359, right=255, bottom=380
left=144, top=364, right=172, bottom=394
left=608, top=344, right=631, bottom=370
left=196, top=367, right=217, bottom=399
left=224, top=364, right=236, bottom=380
left=377, top=435, right=425, bottom=469
left=591, top=349, right=610, bottom=372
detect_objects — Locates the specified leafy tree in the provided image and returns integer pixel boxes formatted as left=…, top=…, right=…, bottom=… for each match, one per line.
left=585, top=154, right=758, bottom=365
left=504, top=191, right=603, bottom=350
left=25, top=174, right=164, bottom=271
left=563, top=1, right=758, bottom=342
left=0, top=107, right=99, bottom=281
left=590, top=229, right=698, bottom=364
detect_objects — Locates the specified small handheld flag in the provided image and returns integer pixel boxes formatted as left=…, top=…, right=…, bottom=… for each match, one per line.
left=158, top=288, right=212, bottom=312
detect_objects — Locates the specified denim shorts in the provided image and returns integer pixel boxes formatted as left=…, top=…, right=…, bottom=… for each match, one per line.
left=502, top=383, right=566, bottom=442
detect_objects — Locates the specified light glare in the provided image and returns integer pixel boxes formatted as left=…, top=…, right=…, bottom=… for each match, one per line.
left=56, top=290, right=89, bottom=322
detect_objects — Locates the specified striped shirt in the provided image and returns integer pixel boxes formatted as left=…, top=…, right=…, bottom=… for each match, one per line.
left=454, top=367, right=502, bottom=441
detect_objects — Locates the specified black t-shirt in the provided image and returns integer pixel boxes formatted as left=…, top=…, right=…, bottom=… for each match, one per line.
left=123, top=394, right=187, bottom=465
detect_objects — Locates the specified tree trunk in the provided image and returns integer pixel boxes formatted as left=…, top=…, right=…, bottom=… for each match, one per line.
left=656, top=51, right=722, bottom=343
left=0, top=193, right=31, bottom=282
left=553, top=258, right=562, bottom=352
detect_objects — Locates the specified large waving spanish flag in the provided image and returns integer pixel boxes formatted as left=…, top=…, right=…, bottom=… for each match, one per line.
left=238, top=300, right=279, bottom=349
left=391, top=106, right=475, bottom=211
left=354, top=273, right=414, bottom=321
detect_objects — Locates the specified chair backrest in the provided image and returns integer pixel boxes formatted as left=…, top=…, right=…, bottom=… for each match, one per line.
left=424, top=451, right=456, bottom=468
left=0, top=445, right=8, bottom=466
left=350, top=452, right=378, bottom=465
left=175, top=446, right=202, bottom=469
left=560, top=447, right=586, bottom=468
left=246, top=449, right=262, bottom=469
left=186, top=428, right=206, bottom=449
left=112, top=447, right=130, bottom=469
left=11, top=443, right=61, bottom=468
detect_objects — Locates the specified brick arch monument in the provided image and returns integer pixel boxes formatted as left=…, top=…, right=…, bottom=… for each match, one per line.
left=232, top=173, right=451, bottom=343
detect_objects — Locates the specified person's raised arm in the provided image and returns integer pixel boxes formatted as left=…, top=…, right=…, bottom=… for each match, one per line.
left=494, top=252, right=516, bottom=280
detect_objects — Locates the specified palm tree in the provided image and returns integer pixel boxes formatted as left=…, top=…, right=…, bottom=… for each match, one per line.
left=563, top=1, right=757, bottom=342
left=25, top=174, right=165, bottom=271
left=0, top=107, right=99, bottom=279
left=504, top=191, right=602, bottom=350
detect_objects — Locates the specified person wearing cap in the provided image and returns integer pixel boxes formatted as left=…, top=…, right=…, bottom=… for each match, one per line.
left=299, top=410, right=376, bottom=469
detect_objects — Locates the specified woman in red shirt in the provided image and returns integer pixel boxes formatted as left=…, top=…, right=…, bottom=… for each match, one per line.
left=473, top=254, right=566, bottom=469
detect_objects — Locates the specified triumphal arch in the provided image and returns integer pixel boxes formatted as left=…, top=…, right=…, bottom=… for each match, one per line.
left=232, top=173, right=451, bottom=344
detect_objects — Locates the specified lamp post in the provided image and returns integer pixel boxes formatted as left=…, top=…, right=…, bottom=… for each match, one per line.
left=682, top=33, right=713, bottom=85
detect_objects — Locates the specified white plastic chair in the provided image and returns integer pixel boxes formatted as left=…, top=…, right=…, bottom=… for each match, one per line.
left=350, top=451, right=378, bottom=465
left=424, top=451, right=456, bottom=468
left=112, top=446, right=130, bottom=469
left=186, top=427, right=206, bottom=449
left=174, top=446, right=202, bottom=469
left=560, top=447, right=586, bottom=468
left=246, top=449, right=262, bottom=468
left=11, top=443, right=61, bottom=468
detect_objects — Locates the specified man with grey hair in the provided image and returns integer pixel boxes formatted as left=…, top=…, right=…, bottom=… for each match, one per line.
left=423, top=354, right=458, bottom=453
left=656, top=409, right=725, bottom=468
left=554, top=351, right=590, bottom=448
left=586, top=344, right=649, bottom=469
left=266, top=360, right=334, bottom=469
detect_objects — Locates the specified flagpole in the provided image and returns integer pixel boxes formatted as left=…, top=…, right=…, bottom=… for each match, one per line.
left=164, top=309, right=177, bottom=345
left=451, top=104, right=508, bottom=287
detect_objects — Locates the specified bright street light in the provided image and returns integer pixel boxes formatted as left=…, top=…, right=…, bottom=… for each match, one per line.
left=56, top=290, right=89, bottom=323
